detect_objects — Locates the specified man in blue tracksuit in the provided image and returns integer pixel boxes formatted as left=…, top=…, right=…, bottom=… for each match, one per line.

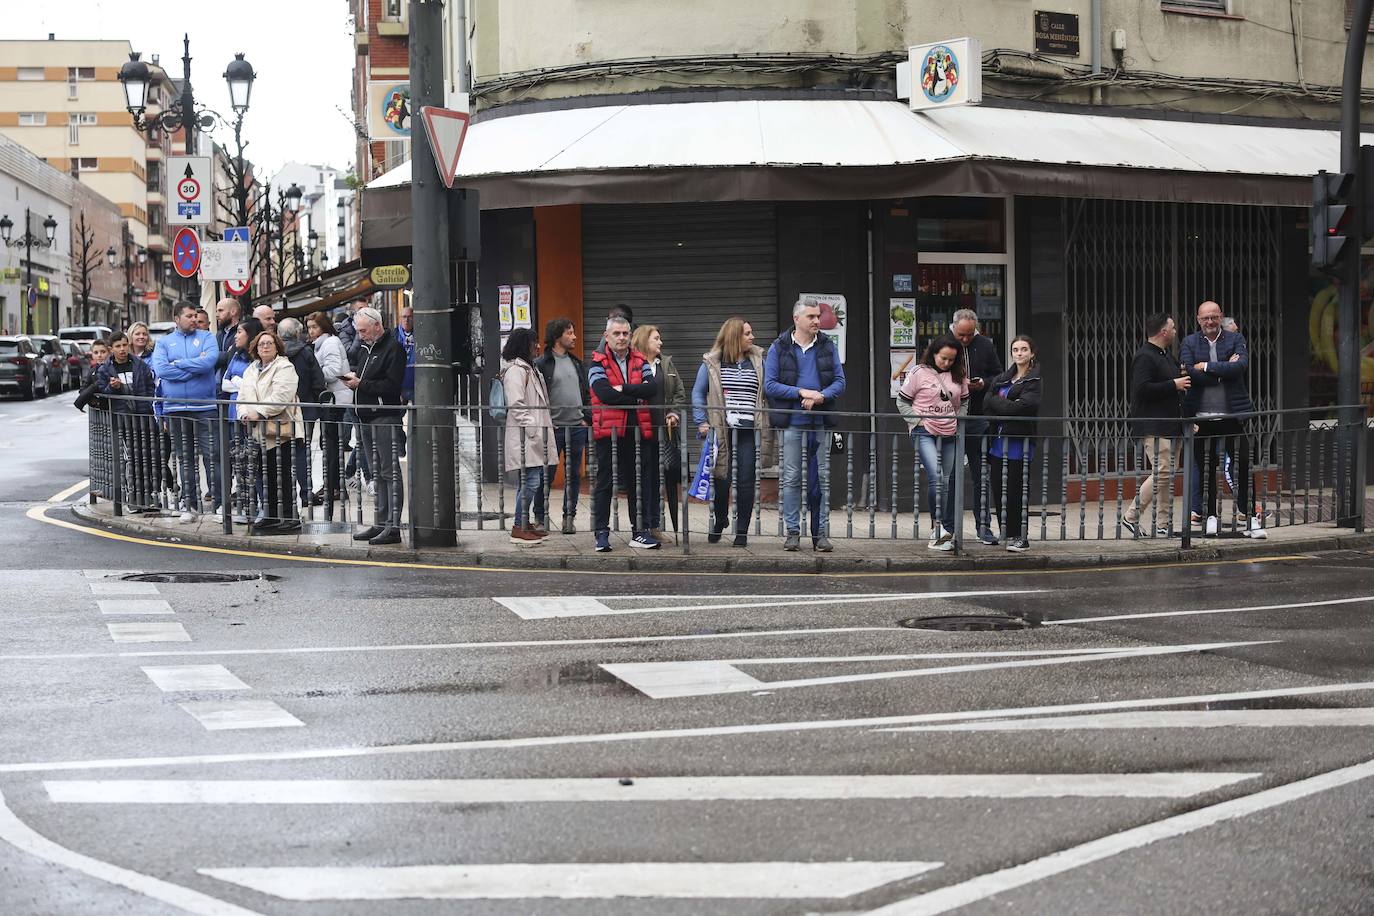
left=152, top=302, right=221, bottom=522
left=764, top=297, right=846, bottom=553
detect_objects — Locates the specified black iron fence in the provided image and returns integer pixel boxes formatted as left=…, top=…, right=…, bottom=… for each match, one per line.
left=87, top=396, right=1367, bottom=555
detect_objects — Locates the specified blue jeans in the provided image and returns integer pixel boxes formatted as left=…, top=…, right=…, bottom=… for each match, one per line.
left=915, top=429, right=958, bottom=533
left=550, top=425, right=588, bottom=521
left=168, top=410, right=221, bottom=512
left=781, top=427, right=830, bottom=537
left=513, top=465, right=546, bottom=527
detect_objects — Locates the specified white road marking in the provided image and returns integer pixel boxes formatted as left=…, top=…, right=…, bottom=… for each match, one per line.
left=88, top=581, right=161, bottom=597
left=49, top=479, right=91, bottom=502
left=141, top=665, right=250, bottom=693
left=889, top=709, right=1374, bottom=732
left=865, top=756, right=1374, bottom=915
left=0, top=626, right=908, bottom=662
left=0, top=788, right=260, bottom=916
left=178, top=701, right=303, bottom=731
left=12, top=414, right=45, bottom=424
left=1047, top=594, right=1374, bottom=626
left=83, top=569, right=143, bottom=579
left=97, top=599, right=174, bottom=616
left=495, top=590, right=1041, bottom=620
left=201, top=861, right=942, bottom=901
left=43, top=773, right=1258, bottom=805
left=106, top=622, right=190, bottom=643
left=4, top=681, right=1373, bottom=774
left=603, top=641, right=1275, bottom=699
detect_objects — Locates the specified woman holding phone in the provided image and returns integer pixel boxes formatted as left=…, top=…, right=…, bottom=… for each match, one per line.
left=898, top=334, right=968, bottom=551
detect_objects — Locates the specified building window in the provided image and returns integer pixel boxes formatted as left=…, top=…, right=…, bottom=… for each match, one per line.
left=68, top=67, right=95, bottom=80
left=71, top=157, right=98, bottom=173
left=18, top=112, right=46, bottom=126
left=67, top=112, right=96, bottom=145
left=149, top=206, right=162, bottom=233
left=1162, top=0, right=1227, bottom=10
left=383, top=0, right=403, bottom=17
left=17, top=67, right=44, bottom=81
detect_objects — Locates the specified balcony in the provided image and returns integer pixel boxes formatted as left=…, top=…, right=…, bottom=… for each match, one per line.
left=146, top=187, right=164, bottom=205
left=145, top=233, right=165, bottom=253
left=146, top=145, right=163, bottom=161
left=354, top=29, right=368, bottom=50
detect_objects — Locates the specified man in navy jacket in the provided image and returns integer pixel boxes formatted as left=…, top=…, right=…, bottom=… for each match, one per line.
left=1179, top=299, right=1264, bottom=538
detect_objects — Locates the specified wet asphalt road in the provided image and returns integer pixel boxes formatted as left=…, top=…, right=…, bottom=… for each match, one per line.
left=0, top=390, right=1372, bottom=915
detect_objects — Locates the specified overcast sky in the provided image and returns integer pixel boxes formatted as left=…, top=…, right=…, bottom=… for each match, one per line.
left=12, top=1, right=358, bottom=179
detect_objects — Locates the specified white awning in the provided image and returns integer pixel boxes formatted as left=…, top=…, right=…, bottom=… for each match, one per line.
left=367, top=99, right=1361, bottom=207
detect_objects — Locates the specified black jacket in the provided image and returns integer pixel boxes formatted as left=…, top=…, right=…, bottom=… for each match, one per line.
left=1129, top=341, right=1184, bottom=437
left=534, top=350, right=591, bottom=425
left=73, top=363, right=107, bottom=413
left=354, top=331, right=406, bottom=422
left=963, top=334, right=1004, bottom=416
left=983, top=365, right=1041, bottom=439
left=284, top=337, right=329, bottom=421
left=97, top=357, right=157, bottom=414
left=215, top=322, right=239, bottom=374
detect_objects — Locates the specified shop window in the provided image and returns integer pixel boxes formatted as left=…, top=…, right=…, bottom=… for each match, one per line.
left=916, top=197, right=1006, bottom=254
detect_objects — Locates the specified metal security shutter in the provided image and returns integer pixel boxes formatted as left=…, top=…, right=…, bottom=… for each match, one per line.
left=582, top=203, right=779, bottom=391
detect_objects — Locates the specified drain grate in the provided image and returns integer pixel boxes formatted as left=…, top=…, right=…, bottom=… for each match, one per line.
left=899, top=615, right=1039, bottom=631
left=123, top=572, right=269, bottom=584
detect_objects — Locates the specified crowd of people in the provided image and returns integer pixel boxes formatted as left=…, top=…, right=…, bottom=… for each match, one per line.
left=78, top=296, right=415, bottom=547
left=78, top=291, right=1267, bottom=553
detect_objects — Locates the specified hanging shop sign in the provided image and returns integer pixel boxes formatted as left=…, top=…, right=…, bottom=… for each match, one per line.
left=367, top=81, right=412, bottom=140
left=898, top=37, right=982, bottom=112
left=369, top=265, right=411, bottom=289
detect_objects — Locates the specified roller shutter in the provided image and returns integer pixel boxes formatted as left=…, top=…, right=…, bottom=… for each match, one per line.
left=582, top=203, right=779, bottom=392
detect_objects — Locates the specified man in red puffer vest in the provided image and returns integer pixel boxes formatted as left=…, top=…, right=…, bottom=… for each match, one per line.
left=588, top=315, right=660, bottom=551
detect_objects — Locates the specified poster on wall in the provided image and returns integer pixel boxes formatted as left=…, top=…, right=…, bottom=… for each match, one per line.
left=513, top=285, right=532, bottom=329
left=890, top=350, right=919, bottom=399
left=890, top=298, right=917, bottom=348
left=800, top=293, right=846, bottom=362
left=893, top=273, right=913, bottom=293
left=497, top=285, right=513, bottom=332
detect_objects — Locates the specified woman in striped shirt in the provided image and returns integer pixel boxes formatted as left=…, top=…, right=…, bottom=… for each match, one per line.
left=693, top=318, right=773, bottom=547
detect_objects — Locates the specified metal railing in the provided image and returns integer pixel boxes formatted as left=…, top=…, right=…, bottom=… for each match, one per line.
left=86, top=396, right=1367, bottom=555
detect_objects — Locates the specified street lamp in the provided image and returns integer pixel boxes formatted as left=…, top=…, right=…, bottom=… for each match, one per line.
left=284, top=183, right=303, bottom=213
left=224, top=53, right=256, bottom=114
left=137, top=247, right=148, bottom=266
left=1, top=209, right=59, bottom=334
left=106, top=246, right=117, bottom=269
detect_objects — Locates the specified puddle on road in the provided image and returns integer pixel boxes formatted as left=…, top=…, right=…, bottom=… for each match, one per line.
left=351, top=661, right=634, bottom=699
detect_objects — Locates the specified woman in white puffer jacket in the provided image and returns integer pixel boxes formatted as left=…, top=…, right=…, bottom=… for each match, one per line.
left=308, top=310, right=351, bottom=515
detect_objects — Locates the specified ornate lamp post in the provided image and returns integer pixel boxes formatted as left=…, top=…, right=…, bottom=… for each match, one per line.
left=1, top=210, right=59, bottom=334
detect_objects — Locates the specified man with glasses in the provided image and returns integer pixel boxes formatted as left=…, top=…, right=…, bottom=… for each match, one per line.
left=1179, top=300, right=1265, bottom=538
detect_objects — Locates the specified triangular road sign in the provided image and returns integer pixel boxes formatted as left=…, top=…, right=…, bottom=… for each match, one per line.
left=420, top=105, right=471, bottom=189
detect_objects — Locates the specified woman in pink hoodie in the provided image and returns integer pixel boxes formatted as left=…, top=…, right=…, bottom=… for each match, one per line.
left=899, top=334, right=969, bottom=549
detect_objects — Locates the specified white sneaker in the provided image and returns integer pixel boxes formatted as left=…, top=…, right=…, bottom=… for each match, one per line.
left=928, top=537, right=954, bottom=552
left=365, top=480, right=376, bottom=497
left=1205, top=515, right=1219, bottom=537
left=179, top=510, right=196, bottom=524
left=232, top=512, right=249, bottom=525
left=927, top=526, right=952, bottom=550
left=1244, top=515, right=1268, bottom=539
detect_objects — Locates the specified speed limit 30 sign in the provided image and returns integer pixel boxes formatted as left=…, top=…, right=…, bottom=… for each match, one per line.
left=167, top=156, right=212, bottom=227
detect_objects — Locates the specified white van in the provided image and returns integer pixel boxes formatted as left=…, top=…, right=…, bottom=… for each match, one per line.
left=59, top=325, right=114, bottom=345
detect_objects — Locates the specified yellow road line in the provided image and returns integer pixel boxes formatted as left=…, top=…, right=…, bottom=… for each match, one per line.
left=48, top=479, right=90, bottom=503
left=27, top=498, right=1315, bottom=581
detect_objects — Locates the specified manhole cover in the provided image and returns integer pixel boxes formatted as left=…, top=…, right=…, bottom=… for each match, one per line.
left=123, top=572, right=270, bottom=584
left=899, top=615, right=1039, bottom=631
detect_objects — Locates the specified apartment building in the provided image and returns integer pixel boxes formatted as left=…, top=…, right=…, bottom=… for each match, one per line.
left=0, top=37, right=163, bottom=320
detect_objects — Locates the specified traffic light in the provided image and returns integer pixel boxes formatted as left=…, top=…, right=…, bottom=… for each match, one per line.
left=1312, top=169, right=1355, bottom=275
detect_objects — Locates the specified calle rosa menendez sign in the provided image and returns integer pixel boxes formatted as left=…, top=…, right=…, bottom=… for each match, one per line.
left=1034, top=11, right=1080, bottom=57
left=370, top=265, right=411, bottom=290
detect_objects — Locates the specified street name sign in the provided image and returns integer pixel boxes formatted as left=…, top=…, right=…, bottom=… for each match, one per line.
left=167, top=156, right=213, bottom=226
left=200, top=240, right=250, bottom=281
left=172, top=227, right=201, bottom=278
left=420, top=105, right=471, bottom=189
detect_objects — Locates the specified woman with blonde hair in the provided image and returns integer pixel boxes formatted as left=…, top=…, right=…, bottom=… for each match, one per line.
left=692, top=317, right=771, bottom=546
left=631, top=324, right=686, bottom=540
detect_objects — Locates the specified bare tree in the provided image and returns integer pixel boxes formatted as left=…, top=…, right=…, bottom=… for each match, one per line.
left=71, top=211, right=104, bottom=327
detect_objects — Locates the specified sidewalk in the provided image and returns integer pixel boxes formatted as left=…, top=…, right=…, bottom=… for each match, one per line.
left=70, top=484, right=1374, bottom=573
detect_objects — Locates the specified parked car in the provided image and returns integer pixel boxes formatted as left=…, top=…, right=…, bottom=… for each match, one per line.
left=58, top=326, right=113, bottom=347
left=0, top=336, right=48, bottom=399
left=27, top=334, right=67, bottom=392
left=62, top=341, right=89, bottom=388
left=148, top=321, right=176, bottom=346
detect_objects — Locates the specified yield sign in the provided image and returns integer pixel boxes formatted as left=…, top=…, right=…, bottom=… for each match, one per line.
left=172, top=227, right=201, bottom=278
left=420, top=105, right=470, bottom=189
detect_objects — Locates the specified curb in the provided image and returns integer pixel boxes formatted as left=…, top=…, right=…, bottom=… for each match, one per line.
left=69, top=503, right=1374, bottom=574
